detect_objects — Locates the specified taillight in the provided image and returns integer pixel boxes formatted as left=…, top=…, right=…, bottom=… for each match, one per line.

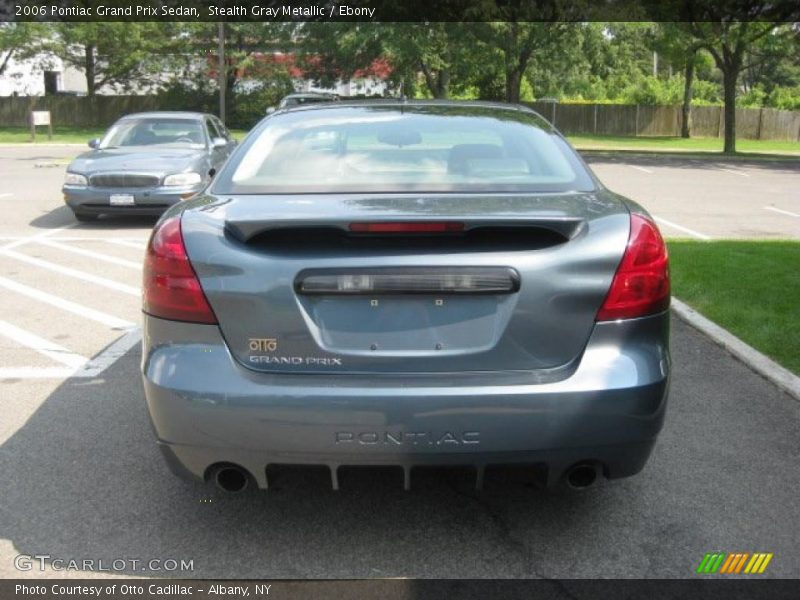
left=142, top=215, right=217, bottom=324
left=596, top=214, right=670, bottom=321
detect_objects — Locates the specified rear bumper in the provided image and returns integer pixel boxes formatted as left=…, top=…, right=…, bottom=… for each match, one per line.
left=141, top=312, right=670, bottom=489
left=63, top=185, right=201, bottom=216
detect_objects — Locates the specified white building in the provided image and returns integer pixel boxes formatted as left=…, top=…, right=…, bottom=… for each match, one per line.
left=1, top=50, right=393, bottom=98
left=0, top=52, right=87, bottom=96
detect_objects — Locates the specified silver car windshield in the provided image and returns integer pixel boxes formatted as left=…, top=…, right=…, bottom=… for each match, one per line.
left=217, top=106, right=595, bottom=194
left=100, top=118, right=206, bottom=149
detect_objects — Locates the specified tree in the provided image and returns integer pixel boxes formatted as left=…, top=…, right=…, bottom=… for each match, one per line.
left=382, top=23, right=481, bottom=99
left=471, top=21, right=572, bottom=103
left=0, top=23, right=47, bottom=77
left=740, top=23, right=800, bottom=98
left=45, top=23, right=174, bottom=96
left=166, top=23, right=293, bottom=123
left=296, top=23, right=384, bottom=90
left=683, top=4, right=799, bottom=152
left=653, top=24, right=707, bottom=138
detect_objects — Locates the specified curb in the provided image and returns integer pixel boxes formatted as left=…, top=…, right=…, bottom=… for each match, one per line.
left=672, top=298, right=800, bottom=401
left=576, top=149, right=800, bottom=162
left=0, top=143, right=85, bottom=147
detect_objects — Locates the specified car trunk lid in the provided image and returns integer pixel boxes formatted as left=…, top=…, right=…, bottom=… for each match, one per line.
left=181, top=192, right=630, bottom=374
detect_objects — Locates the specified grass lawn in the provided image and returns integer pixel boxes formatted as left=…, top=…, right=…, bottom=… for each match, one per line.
left=2, top=125, right=797, bottom=156
left=0, top=126, right=250, bottom=144
left=569, top=134, right=800, bottom=156
left=668, top=240, right=800, bottom=375
left=0, top=126, right=108, bottom=144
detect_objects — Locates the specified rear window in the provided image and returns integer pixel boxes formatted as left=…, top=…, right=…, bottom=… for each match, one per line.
left=215, top=105, right=595, bottom=194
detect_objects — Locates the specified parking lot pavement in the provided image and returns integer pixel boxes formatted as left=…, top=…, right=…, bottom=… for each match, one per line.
left=586, top=155, right=800, bottom=240
left=0, top=317, right=798, bottom=579
left=0, top=145, right=151, bottom=444
left=1, top=145, right=799, bottom=579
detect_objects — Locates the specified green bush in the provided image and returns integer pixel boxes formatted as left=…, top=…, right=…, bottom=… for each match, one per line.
left=737, top=84, right=768, bottom=108
left=767, top=86, right=800, bottom=111
left=156, top=76, right=294, bottom=130
left=227, top=80, right=294, bottom=130
left=158, top=82, right=216, bottom=114
left=620, top=75, right=683, bottom=105
left=690, top=79, right=722, bottom=105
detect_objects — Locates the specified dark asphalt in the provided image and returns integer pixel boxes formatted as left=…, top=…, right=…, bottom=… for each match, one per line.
left=1, top=318, right=799, bottom=579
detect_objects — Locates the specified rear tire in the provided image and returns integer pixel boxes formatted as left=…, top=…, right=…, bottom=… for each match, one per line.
left=73, top=211, right=98, bottom=222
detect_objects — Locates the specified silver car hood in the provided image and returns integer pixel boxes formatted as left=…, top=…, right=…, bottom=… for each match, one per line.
left=70, top=147, right=203, bottom=175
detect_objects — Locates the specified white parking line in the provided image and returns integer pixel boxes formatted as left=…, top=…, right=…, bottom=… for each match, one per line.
left=0, top=236, right=149, bottom=243
left=72, top=327, right=142, bottom=378
left=36, top=238, right=142, bottom=270
left=763, top=206, right=800, bottom=218
left=628, top=165, right=654, bottom=174
left=107, top=239, right=147, bottom=250
left=0, top=276, right=134, bottom=329
left=0, top=327, right=143, bottom=380
left=0, top=320, right=87, bottom=369
left=653, top=216, right=712, bottom=241
left=0, top=248, right=139, bottom=296
left=0, top=193, right=12, bottom=198
left=0, top=224, right=77, bottom=251
left=717, top=167, right=750, bottom=177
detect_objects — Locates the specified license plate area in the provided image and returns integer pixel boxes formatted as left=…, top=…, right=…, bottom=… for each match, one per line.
left=109, top=194, right=135, bottom=206
left=300, top=295, right=507, bottom=355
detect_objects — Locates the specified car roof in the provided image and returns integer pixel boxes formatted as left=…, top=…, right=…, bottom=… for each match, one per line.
left=283, top=92, right=336, bottom=99
left=268, top=99, right=553, bottom=129
left=119, top=111, right=212, bottom=121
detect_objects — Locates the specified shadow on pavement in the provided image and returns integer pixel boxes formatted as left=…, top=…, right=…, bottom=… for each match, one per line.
left=29, top=206, right=159, bottom=231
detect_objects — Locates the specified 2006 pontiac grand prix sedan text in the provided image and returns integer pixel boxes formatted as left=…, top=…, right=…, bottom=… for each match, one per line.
left=141, top=101, right=670, bottom=493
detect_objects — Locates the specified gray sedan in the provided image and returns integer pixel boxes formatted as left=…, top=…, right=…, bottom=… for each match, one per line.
left=141, top=101, right=670, bottom=494
left=62, top=111, right=236, bottom=221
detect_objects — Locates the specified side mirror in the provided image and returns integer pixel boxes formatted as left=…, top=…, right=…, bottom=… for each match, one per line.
left=88, top=138, right=100, bottom=149
left=211, top=137, right=227, bottom=149
left=266, top=107, right=276, bottom=115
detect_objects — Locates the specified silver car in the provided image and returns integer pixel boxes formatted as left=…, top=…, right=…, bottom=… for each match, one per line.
left=141, top=101, right=670, bottom=493
left=63, top=112, right=236, bottom=221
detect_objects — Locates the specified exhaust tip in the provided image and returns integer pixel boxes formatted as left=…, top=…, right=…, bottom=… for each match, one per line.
left=565, top=463, right=599, bottom=490
left=212, top=465, right=250, bottom=493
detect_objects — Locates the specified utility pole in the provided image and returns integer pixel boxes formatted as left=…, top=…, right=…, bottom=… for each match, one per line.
left=653, top=51, right=658, bottom=78
left=218, top=22, right=226, bottom=124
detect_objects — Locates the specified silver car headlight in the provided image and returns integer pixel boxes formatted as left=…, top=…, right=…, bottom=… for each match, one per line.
left=64, top=172, right=88, bottom=186
left=163, top=172, right=203, bottom=187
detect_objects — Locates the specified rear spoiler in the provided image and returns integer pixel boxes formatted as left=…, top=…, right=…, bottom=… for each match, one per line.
left=225, top=217, right=586, bottom=244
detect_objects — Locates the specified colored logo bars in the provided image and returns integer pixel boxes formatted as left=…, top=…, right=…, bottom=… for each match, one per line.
left=696, top=552, right=773, bottom=574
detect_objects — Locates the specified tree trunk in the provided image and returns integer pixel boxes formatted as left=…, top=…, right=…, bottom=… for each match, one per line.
left=0, top=49, right=14, bottom=77
left=722, top=69, right=737, bottom=154
left=436, top=70, right=450, bottom=99
left=420, top=61, right=448, bottom=99
left=420, top=62, right=437, bottom=98
left=84, top=44, right=96, bottom=97
left=225, top=70, right=236, bottom=124
left=681, top=58, right=694, bottom=138
left=505, top=68, right=522, bottom=104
